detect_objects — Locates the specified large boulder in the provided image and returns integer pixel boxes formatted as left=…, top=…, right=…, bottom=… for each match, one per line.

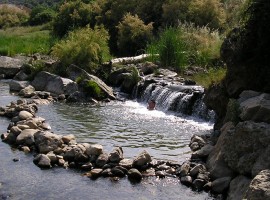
left=132, top=150, right=152, bottom=168
left=239, top=92, right=270, bottom=123
left=16, top=129, right=38, bottom=146
left=31, top=71, right=78, bottom=96
left=0, top=56, right=23, bottom=78
left=244, top=169, right=270, bottom=200
left=68, top=65, right=115, bottom=99
left=63, top=144, right=88, bottom=162
left=9, top=80, right=30, bottom=92
left=227, top=175, right=251, bottom=200
left=34, top=131, right=63, bottom=154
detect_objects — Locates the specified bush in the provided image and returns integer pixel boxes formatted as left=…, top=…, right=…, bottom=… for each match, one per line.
left=117, top=13, right=153, bottom=56
left=52, top=0, right=101, bottom=37
left=29, top=6, right=56, bottom=25
left=0, top=5, right=29, bottom=28
left=83, top=80, right=104, bottom=99
left=51, top=26, right=110, bottom=75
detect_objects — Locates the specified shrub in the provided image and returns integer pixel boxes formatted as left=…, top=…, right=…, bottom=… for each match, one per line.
left=52, top=0, right=101, bottom=37
left=51, top=26, right=110, bottom=75
left=83, top=80, right=104, bottom=99
left=0, top=4, right=29, bottom=28
left=29, top=6, right=56, bottom=25
left=117, top=13, right=153, bottom=56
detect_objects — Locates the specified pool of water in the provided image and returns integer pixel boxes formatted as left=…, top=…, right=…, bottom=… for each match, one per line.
left=0, top=81, right=214, bottom=200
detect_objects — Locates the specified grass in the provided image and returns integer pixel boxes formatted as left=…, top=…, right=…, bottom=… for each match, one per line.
left=0, top=25, right=53, bottom=56
left=191, top=67, right=227, bottom=88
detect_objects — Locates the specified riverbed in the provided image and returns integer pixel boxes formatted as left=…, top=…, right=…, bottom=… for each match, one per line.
left=0, top=81, right=214, bottom=200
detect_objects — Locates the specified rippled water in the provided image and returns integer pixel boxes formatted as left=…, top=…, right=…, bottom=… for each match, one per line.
left=0, top=81, right=214, bottom=200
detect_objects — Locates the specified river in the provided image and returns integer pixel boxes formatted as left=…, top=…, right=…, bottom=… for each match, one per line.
left=0, top=81, right=214, bottom=200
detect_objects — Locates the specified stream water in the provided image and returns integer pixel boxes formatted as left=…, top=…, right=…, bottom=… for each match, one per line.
left=0, top=81, right=214, bottom=200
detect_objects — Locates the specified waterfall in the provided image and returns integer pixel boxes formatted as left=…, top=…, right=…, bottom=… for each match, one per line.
left=138, top=83, right=215, bottom=121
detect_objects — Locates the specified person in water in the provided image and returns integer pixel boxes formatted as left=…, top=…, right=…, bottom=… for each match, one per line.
left=147, top=99, right=156, bottom=110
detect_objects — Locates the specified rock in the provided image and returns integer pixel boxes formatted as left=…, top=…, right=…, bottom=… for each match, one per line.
left=10, top=126, right=22, bottom=136
left=24, top=120, right=39, bottom=129
left=109, top=147, right=124, bottom=163
left=58, top=158, right=66, bottom=167
left=67, top=65, right=115, bottom=99
left=0, top=56, right=23, bottom=78
left=63, top=144, right=88, bottom=162
left=239, top=92, right=270, bottom=123
left=34, top=131, right=63, bottom=154
left=46, top=152, right=58, bottom=164
left=227, top=175, right=251, bottom=200
left=31, top=71, right=78, bottom=96
left=191, top=144, right=214, bottom=159
left=157, top=164, right=170, bottom=171
left=211, top=177, right=232, bottom=194
left=190, top=135, right=206, bottom=148
left=18, top=85, right=35, bottom=97
left=193, top=179, right=207, bottom=191
left=142, top=168, right=156, bottom=177
left=96, top=153, right=109, bottom=167
left=101, top=168, right=112, bottom=177
left=156, top=171, right=166, bottom=178
left=128, top=168, right=142, bottom=182
left=40, top=122, right=51, bottom=130
left=190, top=142, right=200, bottom=151
left=16, top=129, right=38, bottom=146
left=206, top=122, right=236, bottom=180
left=9, top=80, right=30, bottom=91
left=17, top=124, right=30, bottom=130
left=238, top=90, right=261, bottom=103
left=119, top=159, right=133, bottom=169
left=62, top=134, right=76, bottom=144
left=81, top=162, right=93, bottom=170
left=13, top=158, right=20, bottom=162
left=184, top=79, right=196, bottom=86
left=132, top=150, right=152, bottom=168
left=190, top=164, right=207, bottom=178
left=20, top=146, right=31, bottom=153
left=111, top=167, right=126, bottom=177
left=244, top=169, right=270, bottom=200
left=180, top=176, right=193, bottom=186
left=66, top=91, right=87, bottom=103
left=33, top=154, right=51, bottom=168
left=139, top=62, right=158, bottom=75
left=14, top=70, right=29, bottom=81
left=179, top=162, right=190, bottom=177
left=18, top=111, right=33, bottom=120
left=86, top=144, right=103, bottom=156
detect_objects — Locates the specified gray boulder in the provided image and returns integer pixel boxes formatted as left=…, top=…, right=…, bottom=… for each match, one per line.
left=14, top=70, right=29, bottom=81
left=86, top=144, right=103, bottom=156
left=244, top=170, right=270, bottom=200
left=16, top=129, right=38, bottom=146
left=128, top=168, right=142, bottom=182
left=31, top=71, right=78, bottom=96
left=96, top=153, right=109, bottom=167
left=18, top=85, right=35, bottom=97
left=119, top=159, right=133, bottom=169
left=9, top=80, right=30, bottom=91
left=191, top=144, right=214, bottom=159
left=109, top=147, right=124, bottom=163
left=18, top=111, right=33, bottom=120
left=62, top=134, right=76, bottom=144
left=227, top=175, right=251, bottom=200
left=34, top=131, right=63, bottom=154
left=0, top=56, right=23, bottom=78
left=63, top=144, right=88, bottom=162
left=211, top=177, right=232, bottom=194
left=132, top=150, right=152, bottom=168
left=33, top=154, right=51, bottom=168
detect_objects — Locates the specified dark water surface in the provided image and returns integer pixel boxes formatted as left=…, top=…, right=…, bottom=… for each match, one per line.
left=0, top=81, right=214, bottom=200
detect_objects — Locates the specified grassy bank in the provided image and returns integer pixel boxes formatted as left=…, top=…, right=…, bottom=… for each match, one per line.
left=0, top=25, right=53, bottom=56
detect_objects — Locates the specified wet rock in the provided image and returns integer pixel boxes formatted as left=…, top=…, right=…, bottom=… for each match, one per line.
left=62, top=134, right=76, bottom=144
left=166, top=168, right=176, bottom=175
left=109, top=147, right=123, bottom=163
left=81, top=162, right=93, bottom=170
left=211, top=177, right=232, bottom=194
left=20, top=146, right=31, bottom=153
left=133, top=150, right=152, bottom=168
left=190, top=142, right=200, bottom=151
left=10, top=126, right=22, bottom=136
left=58, top=158, right=65, bottom=166
left=157, top=164, right=170, bottom=171
left=89, top=168, right=103, bottom=178
left=13, top=158, right=20, bottom=162
left=101, top=168, right=112, bottom=177
left=227, top=175, right=251, bottom=200
left=244, top=169, right=270, bottom=200
left=17, top=124, right=30, bottom=130
left=193, top=179, right=207, bottom=191
left=111, top=167, right=126, bottom=177
left=34, top=131, right=63, bottom=154
left=24, top=120, right=39, bottom=129
left=33, top=154, right=51, bottom=168
left=86, top=144, right=103, bottom=156
left=191, top=144, right=214, bottom=159
left=63, top=144, right=88, bottom=162
left=179, top=162, right=190, bottom=177
left=18, top=85, right=35, bottom=98
left=9, top=80, right=29, bottom=91
left=156, top=171, right=166, bottom=178
left=180, top=176, right=193, bottom=186
left=128, top=168, right=142, bottom=182
left=40, top=122, right=51, bottom=130
left=96, top=153, right=109, bottom=167
left=119, top=159, right=133, bottom=169
left=1, top=133, right=8, bottom=141
left=190, top=164, right=207, bottom=177
left=46, top=152, right=58, bottom=164
left=14, top=70, right=28, bottom=81
left=16, top=129, right=38, bottom=146
left=190, top=135, right=206, bottom=148
left=18, top=111, right=33, bottom=120
left=142, top=168, right=156, bottom=177
left=197, top=172, right=210, bottom=182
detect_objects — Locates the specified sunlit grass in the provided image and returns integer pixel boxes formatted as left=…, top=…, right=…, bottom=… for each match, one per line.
left=192, top=67, right=226, bottom=88
left=0, top=25, right=53, bottom=56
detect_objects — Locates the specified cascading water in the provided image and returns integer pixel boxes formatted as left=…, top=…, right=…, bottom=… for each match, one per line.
left=138, top=83, right=215, bottom=121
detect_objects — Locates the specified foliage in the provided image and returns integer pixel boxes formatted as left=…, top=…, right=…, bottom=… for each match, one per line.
left=22, top=60, right=46, bottom=80
left=117, top=13, right=153, bottom=56
left=0, top=25, right=52, bottom=56
left=3, top=0, right=63, bottom=9
left=51, top=26, right=110, bottom=75
left=29, top=6, right=57, bottom=25
left=52, top=0, right=102, bottom=37
left=83, top=80, right=104, bottom=99
left=0, top=4, right=29, bottom=28
left=192, top=67, right=226, bottom=88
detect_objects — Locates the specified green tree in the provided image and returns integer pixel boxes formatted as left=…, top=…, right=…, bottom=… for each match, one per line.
left=29, top=6, right=56, bottom=25
left=0, top=5, right=29, bottom=28
left=117, top=13, right=153, bottom=56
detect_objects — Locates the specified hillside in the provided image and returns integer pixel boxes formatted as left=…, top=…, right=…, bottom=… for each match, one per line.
left=0, top=0, right=62, bottom=8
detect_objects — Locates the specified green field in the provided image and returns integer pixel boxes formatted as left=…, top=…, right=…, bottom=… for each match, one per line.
left=0, top=25, right=52, bottom=56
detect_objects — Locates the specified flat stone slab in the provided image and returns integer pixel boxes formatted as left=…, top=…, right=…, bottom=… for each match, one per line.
left=0, top=56, right=24, bottom=78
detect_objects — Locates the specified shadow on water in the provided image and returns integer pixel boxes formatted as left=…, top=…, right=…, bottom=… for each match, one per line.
left=0, top=81, right=214, bottom=200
